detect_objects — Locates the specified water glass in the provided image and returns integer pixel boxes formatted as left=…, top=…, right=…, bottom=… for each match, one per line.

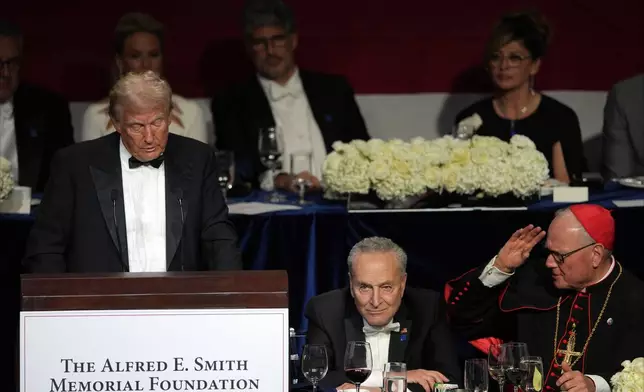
left=464, top=358, right=489, bottom=392
left=519, top=356, right=543, bottom=392
left=383, top=362, right=407, bottom=392
left=290, top=151, right=313, bottom=205
left=214, top=150, right=234, bottom=200
left=301, top=344, right=328, bottom=391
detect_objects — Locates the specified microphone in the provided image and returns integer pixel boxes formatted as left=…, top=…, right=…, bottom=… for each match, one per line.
left=177, top=189, right=185, bottom=272
left=110, top=189, right=126, bottom=272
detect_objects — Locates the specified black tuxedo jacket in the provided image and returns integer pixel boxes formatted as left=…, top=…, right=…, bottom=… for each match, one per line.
left=211, top=70, right=370, bottom=187
left=305, top=287, right=461, bottom=391
left=23, top=132, right=242, bottom=273
left=12, top=83, right=74, bottom=192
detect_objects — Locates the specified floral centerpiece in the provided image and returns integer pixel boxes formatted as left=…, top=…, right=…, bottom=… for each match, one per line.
left=322, top=134, right=549, bottom=204
left=0, top=157, right=15, bottom=202
left=611, top=357, right=644, bottom=392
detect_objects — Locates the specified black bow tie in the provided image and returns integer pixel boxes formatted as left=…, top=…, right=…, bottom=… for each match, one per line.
left=128, top=155, right=165, bottom=169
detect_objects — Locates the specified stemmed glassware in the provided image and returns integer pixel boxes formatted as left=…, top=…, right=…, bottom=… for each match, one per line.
left=344, top=341, right=373, bottom=392
left=488, top=343, right=506, bottom=392
left=301, top=344, right=328, bottom=391
left=502, top=342, right=529, bottom=392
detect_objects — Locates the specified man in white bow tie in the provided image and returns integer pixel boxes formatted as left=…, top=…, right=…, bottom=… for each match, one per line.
left=211, top=0, right=370, bottom=192
left=305, top=237, right=461, bottom=392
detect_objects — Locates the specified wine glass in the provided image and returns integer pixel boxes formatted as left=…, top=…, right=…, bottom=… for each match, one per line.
left=301, top=344, right=328, bottom=391
left=464, top=359, right=489, bottom=392
left=502, top=342, right=529, bottom=392
left=344, top=341, right=372, bottom=392
left=488, top=343, right=506, bottom=392
left=290, top=151, right=313, bottom=205
left=214, top=150, right=234, bottom=201
left=258, top=126, right=285, bottom=202
left=519, top=356, right=543, bottom=392
left=383, top=362, right=407, bottom=392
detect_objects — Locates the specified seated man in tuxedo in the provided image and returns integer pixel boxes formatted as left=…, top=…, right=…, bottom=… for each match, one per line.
left=305, top=237, right=460, bottom=392
left=211, top=0, right=370, bottom=191
left=0, top=20, right=74, bottom=192
left=24, top=71, right=241, bottom=273
left=601, top=73, right=644, bottom=179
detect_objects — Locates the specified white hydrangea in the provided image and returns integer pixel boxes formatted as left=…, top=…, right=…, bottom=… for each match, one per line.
left=0, top=157, right=15, bottom=201
left=322, top=134, right=549, bottom=201
left=611, top=357, right=644, bottom=392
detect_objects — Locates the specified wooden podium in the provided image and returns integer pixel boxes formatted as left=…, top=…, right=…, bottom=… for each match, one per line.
left=21, top=270, right=288, bottom=311
left=20, top=271, right=290, bottom=392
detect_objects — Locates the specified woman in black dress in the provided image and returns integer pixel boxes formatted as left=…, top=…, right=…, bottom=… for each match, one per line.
left=454, top=11, right=586, bottom=184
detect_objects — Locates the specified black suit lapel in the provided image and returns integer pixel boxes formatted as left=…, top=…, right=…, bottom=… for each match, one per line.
left=164, top=136, right=192, bottom=268
left=344, top=311, right=366, bottom=350
left=247, top=78, right=276, bottom=129
left=388, top=304, right=412, bottom=363
left=89, top=133, right=128, bottom=270
left=12, top=86, right=44, bottom=188
left=299, top=71, right=335, bottom=152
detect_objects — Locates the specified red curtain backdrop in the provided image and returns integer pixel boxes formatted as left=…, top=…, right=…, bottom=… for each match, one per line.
left=6, top=0, right=644, bottom=100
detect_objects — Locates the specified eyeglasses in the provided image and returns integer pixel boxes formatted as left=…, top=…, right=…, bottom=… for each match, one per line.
left=545, top=242, right=596, bottom=265
left=0, top=57, right=20, bottom=71
left=249, top=34, right=289, bottom=51
left=489, top=53, right=531, bottom=68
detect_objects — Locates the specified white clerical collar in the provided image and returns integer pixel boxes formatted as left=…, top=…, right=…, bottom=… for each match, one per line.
left=582, top=256, right=616, bottom=292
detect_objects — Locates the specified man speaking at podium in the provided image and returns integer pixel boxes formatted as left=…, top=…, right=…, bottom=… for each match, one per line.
left=24, top=71, right=241, bottom=273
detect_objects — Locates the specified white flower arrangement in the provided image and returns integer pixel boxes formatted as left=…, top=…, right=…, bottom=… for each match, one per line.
left=322, top=135, right=549, bottom=201
left=0, top=157, right=15, bottom=201
left=611, top=357, right=644, bottom=392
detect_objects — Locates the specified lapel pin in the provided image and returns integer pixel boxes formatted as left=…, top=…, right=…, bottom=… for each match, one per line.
left=400, top=328, right=408, bottom=341
left=607, top=318, right=613, bottom=326
left=325, top=114, right=333, bottom=122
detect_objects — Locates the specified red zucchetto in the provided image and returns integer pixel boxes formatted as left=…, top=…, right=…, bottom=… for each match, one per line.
left=569, top=204, right=615, bottom=250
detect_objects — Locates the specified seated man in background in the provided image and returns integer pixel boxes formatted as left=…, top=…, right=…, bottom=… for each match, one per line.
left=306, top=237, right=460, bottom=392
left=24, top=71, right=241, bottom=273
left=0, top=20, right=74, bottom=193
left=212, top=0, right=369, bottom=191
left=601, top=73, right=644, bottom=180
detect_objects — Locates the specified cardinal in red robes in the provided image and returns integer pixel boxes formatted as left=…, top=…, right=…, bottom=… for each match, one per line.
left=446, top=204, right=644, bottom=392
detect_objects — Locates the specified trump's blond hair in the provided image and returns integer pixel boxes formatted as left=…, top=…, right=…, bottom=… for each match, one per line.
left=108, top=71, right=172, bottom=123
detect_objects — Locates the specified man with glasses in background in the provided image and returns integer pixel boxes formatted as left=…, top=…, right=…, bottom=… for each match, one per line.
left=211, top=0, right=369, bottom=192
left=446, top=204, right=644, bottom=392
left=0, top=20, right=73, bottom=193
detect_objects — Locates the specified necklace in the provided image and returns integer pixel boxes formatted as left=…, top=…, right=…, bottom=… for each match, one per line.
left=552, top=262, right=622, bottom=369
left=497, top=89, right=536, bottom=136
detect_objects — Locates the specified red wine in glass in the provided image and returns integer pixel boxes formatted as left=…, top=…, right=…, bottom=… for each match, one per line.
left=345, top=368, right=372, bottom=384
left=344, top=341, right=372, bottom=392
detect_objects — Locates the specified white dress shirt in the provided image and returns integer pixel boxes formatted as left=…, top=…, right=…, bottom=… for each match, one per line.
left=361, top=319, right=412, bottom=392
left=0, top=100, right=18, bottom=181
left=119, top=140, right=167, bottom=272
left=257, top=69, right=327, bottom=190
left=80, top=95, right=211, bottom=145
left=480, top=257, right=613, bottom=392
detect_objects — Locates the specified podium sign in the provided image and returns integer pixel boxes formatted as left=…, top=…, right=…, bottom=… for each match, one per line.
left=20, top=308, right=288, bottom=392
